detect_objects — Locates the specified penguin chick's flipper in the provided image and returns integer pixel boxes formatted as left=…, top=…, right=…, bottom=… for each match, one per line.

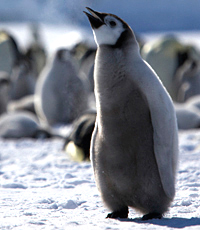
left=142, top=212, right=162, bottom=221
left=106, top=207, right=128, bottom=219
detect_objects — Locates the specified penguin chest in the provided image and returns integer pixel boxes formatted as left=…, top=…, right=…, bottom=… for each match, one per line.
left=94, top=84, right=156, bottom=186
left=99, top=83, right=154, bottom=145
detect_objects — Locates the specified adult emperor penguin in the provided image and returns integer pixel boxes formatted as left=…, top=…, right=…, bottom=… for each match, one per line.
left=84, top=8, right=179, bottom=220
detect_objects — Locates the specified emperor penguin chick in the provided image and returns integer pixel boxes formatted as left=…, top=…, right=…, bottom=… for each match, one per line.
left=84, top=8, right=179, bottom=220
left=35, top=48, right=88, bottom=126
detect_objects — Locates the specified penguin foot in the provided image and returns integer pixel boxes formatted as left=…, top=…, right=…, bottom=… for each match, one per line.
left=106, top=207, right=128, bottom=219
left=142, top=212, right=162, bottom=221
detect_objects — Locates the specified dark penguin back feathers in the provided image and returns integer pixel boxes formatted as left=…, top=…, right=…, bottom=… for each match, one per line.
left=64, top=111, right=96, bottom=160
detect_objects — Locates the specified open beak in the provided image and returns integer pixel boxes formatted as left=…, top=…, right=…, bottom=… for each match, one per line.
left=84, top=7, right=105, bottom=29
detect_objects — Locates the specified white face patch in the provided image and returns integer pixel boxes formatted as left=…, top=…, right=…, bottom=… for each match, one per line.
left=93, top=15, right=125, bottom=46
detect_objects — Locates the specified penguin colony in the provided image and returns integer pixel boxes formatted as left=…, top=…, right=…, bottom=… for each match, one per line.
left=84, top=7, right=179, bottom=220
left=0, top=28, right=93, bottom=138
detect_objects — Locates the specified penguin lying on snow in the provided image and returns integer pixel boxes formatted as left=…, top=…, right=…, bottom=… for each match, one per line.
left=0, top=111, right=51, bottom=139
left=84, top=8, right=179, bottom=220
left=174, top=95, right=200, bottom=130
left=64, top=110, right=96, bottom=162
left=175, top=102, right=200, bottom=130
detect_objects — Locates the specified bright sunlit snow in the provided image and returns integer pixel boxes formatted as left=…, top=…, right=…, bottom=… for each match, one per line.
left=1, top=131, right=200, bottom=229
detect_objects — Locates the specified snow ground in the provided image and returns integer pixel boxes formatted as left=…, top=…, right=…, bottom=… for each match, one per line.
left=1, top=131, right=200, bottom=229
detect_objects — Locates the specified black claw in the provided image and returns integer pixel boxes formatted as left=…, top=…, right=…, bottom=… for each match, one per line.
left=142, top=212, right=162, bottom=221
left=106, top=207, right=128, bottom=219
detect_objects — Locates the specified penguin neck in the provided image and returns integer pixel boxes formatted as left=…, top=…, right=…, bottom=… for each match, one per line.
left=114, top=29, right=137, bottom=48
left=98, top=28, right=137, bottom=49
left=94, top=41, right=140, bottom=116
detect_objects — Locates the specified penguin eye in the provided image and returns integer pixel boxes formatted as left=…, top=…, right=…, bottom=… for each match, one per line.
left=109, top=20, right=116, bottom=27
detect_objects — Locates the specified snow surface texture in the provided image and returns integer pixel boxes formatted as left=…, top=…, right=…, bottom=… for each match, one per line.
left=1, top=131, right=200, bottom=229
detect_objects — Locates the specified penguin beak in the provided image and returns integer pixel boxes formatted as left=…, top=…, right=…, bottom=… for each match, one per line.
left=84, top=7, right=105, bottom=29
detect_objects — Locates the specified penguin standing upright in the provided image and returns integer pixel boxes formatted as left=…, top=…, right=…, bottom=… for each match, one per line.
left=84, top=8, right=179, bottom=220
left=35, top=48, right=88, bottom=126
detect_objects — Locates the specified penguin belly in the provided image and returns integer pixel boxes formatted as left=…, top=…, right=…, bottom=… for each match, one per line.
left=91, top=84, right=170, bottom=215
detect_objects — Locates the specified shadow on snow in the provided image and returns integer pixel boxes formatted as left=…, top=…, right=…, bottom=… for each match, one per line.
left=117, top=217, right=200, bottom=228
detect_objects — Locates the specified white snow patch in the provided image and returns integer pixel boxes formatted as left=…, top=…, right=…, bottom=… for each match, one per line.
left=0, top=132, right=200, bottom=229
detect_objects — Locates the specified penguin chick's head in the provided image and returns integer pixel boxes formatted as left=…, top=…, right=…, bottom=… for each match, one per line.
left=84, top=7, right=133, bottom=47
left=56, top=48, right=72, bottom=63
